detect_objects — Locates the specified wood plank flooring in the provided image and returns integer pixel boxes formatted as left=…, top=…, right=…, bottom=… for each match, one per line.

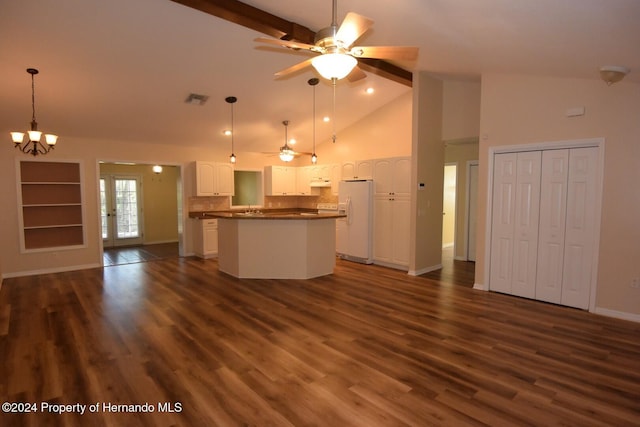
left=1, top=257, right=638, bottom=426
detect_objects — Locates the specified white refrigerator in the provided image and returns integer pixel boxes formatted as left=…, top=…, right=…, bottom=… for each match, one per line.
left=337, top=180, right=374, bottom=264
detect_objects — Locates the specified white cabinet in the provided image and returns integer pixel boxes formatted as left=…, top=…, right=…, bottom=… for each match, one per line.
left=195, top=161, right=234, bottom=196
left=373, top=195, right=411, bottom=268
left=264, top=165, right=297, bottom=195
left=489, top=147, right=599, bottom=309
left=296, top=166, right=313, bottom=195
left=194, top=219, right=218, bottom=258
left=372, top=157, right=411, bottom=269
left=330, top=163, right=341, bottom=195
left=372, top=157, right=411, bottom=197
left=341, top=160, right=373, bottom=180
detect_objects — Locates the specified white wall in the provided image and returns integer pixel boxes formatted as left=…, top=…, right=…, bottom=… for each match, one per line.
left=477, top=73, right=640, bottom=318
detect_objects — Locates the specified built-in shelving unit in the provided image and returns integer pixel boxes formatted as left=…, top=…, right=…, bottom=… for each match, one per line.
left=19, top=161, right=85, bottom=250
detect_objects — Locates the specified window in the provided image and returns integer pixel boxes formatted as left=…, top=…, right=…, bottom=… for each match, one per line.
left=232, top=170, right=263, bottom=208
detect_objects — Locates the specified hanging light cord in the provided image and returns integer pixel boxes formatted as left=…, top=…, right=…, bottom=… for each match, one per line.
left=313, top=82, right=316, bottom=152
left=332, top=77, right=337, bottom=143
left=30, top=71, right=37, bottom=128
left=230, top=102, right=234, bottom=153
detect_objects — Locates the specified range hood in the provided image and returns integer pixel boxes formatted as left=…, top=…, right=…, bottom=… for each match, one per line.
left=310, top=180, right=331, bottom=187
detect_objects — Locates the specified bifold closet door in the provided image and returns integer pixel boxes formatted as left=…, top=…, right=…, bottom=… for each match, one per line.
left=561, top=147, right=598, bottom=309
left=491, top=146, right=598, bottom=309
left=536, top=150, right=569, bottom=304
left=490, top=151, right=541, bottom=297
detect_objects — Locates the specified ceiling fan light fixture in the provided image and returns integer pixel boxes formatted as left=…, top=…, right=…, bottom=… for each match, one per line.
left=599, top=65, right=630, bottom=85
left=311, top=53, right=357, bottom=80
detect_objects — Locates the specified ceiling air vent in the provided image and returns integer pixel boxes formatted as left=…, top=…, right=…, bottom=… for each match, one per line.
left=185, top=93, right=209, bottom=106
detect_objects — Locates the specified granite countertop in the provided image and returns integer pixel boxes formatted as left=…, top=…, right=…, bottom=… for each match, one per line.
left=189, top=209, right=345, bottom=220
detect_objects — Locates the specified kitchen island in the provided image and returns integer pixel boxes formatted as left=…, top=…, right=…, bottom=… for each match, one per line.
left=194, top=210, right=344, bottom=279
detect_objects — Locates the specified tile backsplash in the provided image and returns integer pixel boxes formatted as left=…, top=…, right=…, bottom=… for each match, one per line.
left=188, top=188, right=338, bottom=212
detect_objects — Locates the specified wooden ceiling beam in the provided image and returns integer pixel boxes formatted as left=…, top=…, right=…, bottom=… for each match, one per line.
left=170, top=0, right=413, bottom=87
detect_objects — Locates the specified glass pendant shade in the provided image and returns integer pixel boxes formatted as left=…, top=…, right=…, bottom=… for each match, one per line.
left=11, top=132, right=25, bottom=143
left=311, top=53, right=357, bottom=80
left=45, top=134, right=58, bottom=146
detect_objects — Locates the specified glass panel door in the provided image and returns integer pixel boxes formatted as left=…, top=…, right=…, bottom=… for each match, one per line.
left=101, top=175, right=143, bottom=247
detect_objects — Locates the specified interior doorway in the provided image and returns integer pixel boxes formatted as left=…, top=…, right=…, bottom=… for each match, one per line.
left=98, top=163, right=181, bottom=266
left=442, top=164, right=457, bottom=250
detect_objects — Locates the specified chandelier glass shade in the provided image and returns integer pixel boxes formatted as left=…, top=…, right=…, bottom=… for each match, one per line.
left=12, top=68, right=58, bottom=156
left=311, top=53, right=357, bottom=80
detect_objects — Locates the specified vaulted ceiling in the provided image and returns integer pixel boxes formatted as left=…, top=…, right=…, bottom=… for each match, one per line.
left=1, top=0, right=638, bottom=156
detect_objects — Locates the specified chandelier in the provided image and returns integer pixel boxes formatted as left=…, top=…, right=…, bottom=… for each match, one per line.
left=279, top=120, right=295, bottom=162
left=11, top=68, right=58, bottom=156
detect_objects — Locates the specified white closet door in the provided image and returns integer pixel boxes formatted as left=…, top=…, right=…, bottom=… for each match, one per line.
left=561, top=147, right=598, bottom=309
left=536, top=150, right=569, bottom=304
left=511, top=152, right=542, bottom=298
left=489, top=153, right=517, bottom=294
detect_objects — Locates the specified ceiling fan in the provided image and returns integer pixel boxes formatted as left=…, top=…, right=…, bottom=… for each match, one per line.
left=262, top=120, right=312, bottom=162
left=255, top=0, right=418, bottom=82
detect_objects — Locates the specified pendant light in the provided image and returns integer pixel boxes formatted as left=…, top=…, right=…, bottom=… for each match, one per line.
left=279, top=120, right=295, bottom=162
left=11, top=68, right=59, bottom=156
left=225, top=96, right=237, bottom=163
left=308, top=78, right=319, bottom=164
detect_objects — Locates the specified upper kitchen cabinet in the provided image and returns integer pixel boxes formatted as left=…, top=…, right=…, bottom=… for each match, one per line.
left=195, top=161, right=234, bottom=196
left=341, top=160, right=373, bottom=180
left=372, top=157, right=411, bottom=197
left=264, top=165, right=297, bottom=195
left=296, top=166, right=313, bottom=195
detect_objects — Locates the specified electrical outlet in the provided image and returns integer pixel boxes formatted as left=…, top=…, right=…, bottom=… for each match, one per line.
left=631, top=278, right=640, bottom=289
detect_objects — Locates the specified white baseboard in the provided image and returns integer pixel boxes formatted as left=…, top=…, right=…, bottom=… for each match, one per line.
left=593, top=307, right=640, bottom=323
left=408, top=264, right=442, bottom=276
left=373, top=260, right=409, bottom=272
left=442, top=243, right=454, bottom=249
left=453, top=255, right=468, bottom=261
left=473, top=283, right=486, bottom=290
left=2, top=263, right=103, bottom=279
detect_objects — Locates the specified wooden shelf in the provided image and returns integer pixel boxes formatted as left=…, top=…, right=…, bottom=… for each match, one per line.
left=19, top=161, right=85, bottom=250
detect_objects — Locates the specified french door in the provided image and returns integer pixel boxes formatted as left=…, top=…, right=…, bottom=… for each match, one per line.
left=100, top=175, right=143, bottom=247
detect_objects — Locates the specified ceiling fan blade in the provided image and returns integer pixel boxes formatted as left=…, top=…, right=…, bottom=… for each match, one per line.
left=336, top=12, right=373, bottom=47
left=350, top=46, right=419, bottom=61
left=254, top=37, right=319, bottom=52
left=274, top=57, right=315, bottom=78
left=347, top=66, right=367, bottom=82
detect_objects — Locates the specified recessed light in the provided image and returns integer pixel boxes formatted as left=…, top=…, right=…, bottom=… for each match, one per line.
left=289, top=138, right=296, bottom=145
left=365, top=87, right=374, bottom=94
left=223, top=130, right=232, bottom=136
left=323, top=116, right=330, bottom=122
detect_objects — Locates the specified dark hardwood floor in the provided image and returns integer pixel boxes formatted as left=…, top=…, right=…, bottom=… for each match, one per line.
left=103, top=242, right=179, bottom=266
left=1, top=256, right=638, bottom=426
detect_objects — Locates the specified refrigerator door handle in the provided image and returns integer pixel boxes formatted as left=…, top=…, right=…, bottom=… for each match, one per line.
left=346, top=196, right=353, bottom=225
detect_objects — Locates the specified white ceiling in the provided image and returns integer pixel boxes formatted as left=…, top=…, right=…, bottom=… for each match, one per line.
left=1, top=0, right=638, bottom=156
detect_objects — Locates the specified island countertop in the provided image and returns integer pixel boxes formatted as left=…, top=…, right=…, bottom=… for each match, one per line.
left=189, top=209, right=345, bottom=220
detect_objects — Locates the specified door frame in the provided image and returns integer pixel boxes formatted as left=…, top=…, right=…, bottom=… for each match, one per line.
left=483, top=137, right=605, bottom=313
left=464, top=160, right=479, bottom=261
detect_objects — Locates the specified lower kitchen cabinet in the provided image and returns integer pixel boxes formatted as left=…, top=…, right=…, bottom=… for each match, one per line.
left=194, top=219, right=218, bottom=258
left=373, top=196, right=410, bottom=269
